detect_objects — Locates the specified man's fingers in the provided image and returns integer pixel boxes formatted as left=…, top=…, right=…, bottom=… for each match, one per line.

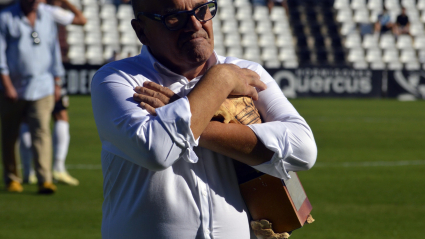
left=240, top=69, right=267, bottom=91
left=140, top=102, right=157, bottom=116
left=143, top=81, right=175, bottom=98
left=133, top=93, right=165, bottom=108
left=251, top=78, right=267, bottom=92
left=246, top=86, right=259, bottom=101
left=134, top=86, right=170, bottom=104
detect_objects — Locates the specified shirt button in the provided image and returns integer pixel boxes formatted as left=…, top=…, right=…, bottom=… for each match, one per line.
left=205, top=229, right=210, bottom=234
left=202, top=190, right=208, bottom=197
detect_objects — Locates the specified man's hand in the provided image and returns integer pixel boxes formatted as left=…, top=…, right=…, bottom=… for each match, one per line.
left=133, top=81, right=180, bottom=115
left=54, top=85, right=61, bottom=102
left=54, top=77, right=62, bottom=102
left=1, top=74, right=18, bottom=101
left=4, top=84, right=18, bottom=101
left=218, top=64, right=266, bottom=101
left=186, top=64, right=266, bottom=139
left=133, top=65, right=266, bottom=139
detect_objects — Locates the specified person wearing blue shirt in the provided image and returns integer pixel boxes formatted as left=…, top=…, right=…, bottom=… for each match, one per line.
left=0, top=0, right=64, bottom=194
left=375, top=7, right=394, bottom=34
left=19, top=0, right=86, bottom=187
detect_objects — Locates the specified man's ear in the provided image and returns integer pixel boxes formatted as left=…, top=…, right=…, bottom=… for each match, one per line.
left=131, top=19, right=149, bottom=46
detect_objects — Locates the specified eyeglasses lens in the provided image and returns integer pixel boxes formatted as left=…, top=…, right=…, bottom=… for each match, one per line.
left=31, top=31, right=40, bottom=45
left=164, top=2, right=217, bottom=30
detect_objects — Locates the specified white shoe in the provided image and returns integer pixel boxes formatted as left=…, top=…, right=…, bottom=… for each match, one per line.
left=53, top=171, right=79, bottom=186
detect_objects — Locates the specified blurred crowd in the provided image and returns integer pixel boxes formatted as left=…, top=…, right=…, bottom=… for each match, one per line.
left=251, top=0, right=289, bottom=15
left=374, top=6, right=410, bottom=36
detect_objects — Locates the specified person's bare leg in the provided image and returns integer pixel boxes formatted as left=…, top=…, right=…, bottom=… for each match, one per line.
left=281, top=0, right=289, bottom=17
left=374, top=22, right=381, bottom=33
left=267, top=0, right=274, bottom=15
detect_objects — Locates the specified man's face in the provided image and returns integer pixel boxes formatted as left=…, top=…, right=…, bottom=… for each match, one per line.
left=133, top=0, right=215, bottom=73
left=20, top=0, right=40, bottom=12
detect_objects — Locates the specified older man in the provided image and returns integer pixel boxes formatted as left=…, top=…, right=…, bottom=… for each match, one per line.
left=0, top=0, right=63, bottom=193
left=91, top=0, right=317, bottom=238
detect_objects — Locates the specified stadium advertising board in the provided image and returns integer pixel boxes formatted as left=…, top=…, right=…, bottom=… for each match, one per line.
left=63, top=64, right=98, bottom=95
left=387, top=70, right=425, bottom=99
left=265, top=67, right=383, bottom=98
left=63, top=65, right=423, bottom=100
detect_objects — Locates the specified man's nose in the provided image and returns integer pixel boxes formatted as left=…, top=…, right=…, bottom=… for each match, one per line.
left=184, top=14, right=203, bottom=31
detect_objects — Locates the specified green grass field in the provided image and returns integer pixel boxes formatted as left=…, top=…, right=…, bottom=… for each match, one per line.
left=1, top=96, right=424, bottom=239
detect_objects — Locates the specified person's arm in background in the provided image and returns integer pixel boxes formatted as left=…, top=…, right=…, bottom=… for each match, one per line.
left=393, top=16, right=400, bottom=35
left=405, top=16, right=410, bottom=33
left=0, top=75, right=17, bottom=101
left=50, top=29, right=65, bottom=102
left=57, top=0, right=87, bottom=25
left=0, top=16, right=17, bottom=101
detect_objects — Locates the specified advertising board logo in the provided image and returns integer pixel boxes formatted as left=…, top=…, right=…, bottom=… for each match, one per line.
left=394, top=70, right=425, bottom=99
left=273, top=70, right=297, bottom=98
left=273, top=68, right=374, bottom=97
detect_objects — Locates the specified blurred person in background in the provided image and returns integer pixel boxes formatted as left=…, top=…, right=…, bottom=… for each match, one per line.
left=19, top=0, right=86, bottom=186
left=374, top=7, right=394, bottom=34
left=394, top=7, right=410, bottom=36
left=0, top=0, right=64, bottom=194
left=251, top=0, right=267, bottom=6
left=91, top=0, right=317, bottom=238
left=115, top=0, right=130, bottom=9
left=267, top=0, right=288, bottom=16
left=107, top=50, right=121, bottom=62
left=102, top=0, right=130, bottom=12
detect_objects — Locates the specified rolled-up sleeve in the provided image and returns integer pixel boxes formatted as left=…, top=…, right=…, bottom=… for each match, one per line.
left=0, top=18, right=9, bottom=75
left=91, top=67, right=198, bottom=171
left=248, top=69, right=317, bottom=180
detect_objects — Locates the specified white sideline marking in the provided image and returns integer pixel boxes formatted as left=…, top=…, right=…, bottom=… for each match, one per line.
left=314, top=160, right=425, bottom=168
left=63, top=160, right=425, bottom=170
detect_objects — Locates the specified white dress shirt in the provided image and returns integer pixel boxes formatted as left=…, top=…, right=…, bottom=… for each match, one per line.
left=91, top=46, right=317, bottom=239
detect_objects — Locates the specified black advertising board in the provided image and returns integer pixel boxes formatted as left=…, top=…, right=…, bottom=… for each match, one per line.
left=63, top=64, right=100, bottom=95
left=264, top=67, right=383, bottom=98
left=62, top=64, right=422, bottom=100
left=387, top=70, right=425, bottom=99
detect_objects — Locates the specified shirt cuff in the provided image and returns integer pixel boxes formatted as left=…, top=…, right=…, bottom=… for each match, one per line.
left=0, top=68, right=9, bottom=75
left=52, top=68, right=65, bottom=78
left=155, top=96, right=199, bottom=163
left=248, top=121, right=294, bottom=180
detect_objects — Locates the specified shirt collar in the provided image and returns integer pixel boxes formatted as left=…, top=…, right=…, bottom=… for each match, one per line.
left=139, top=45, right=219, bottom=87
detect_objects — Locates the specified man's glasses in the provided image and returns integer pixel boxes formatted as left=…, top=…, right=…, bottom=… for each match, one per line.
left=31, top=31, right=40, bottom=45
left=137, top=1, right=217, bottom=31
